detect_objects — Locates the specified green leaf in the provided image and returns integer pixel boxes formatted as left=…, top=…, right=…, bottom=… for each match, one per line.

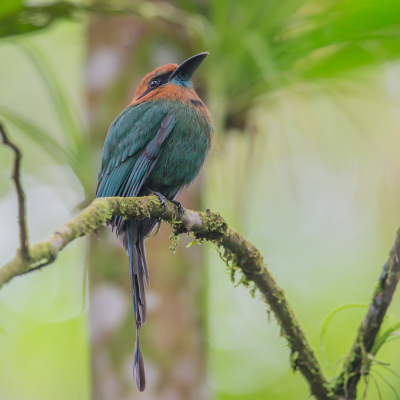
left=371, top=369, right=400, bottom=400
left=375, top=363, right=400, bottom=381
left=370, top=372, right=383, bottom=400
left=19, top=43, right=84, bottom=155
left=372, top=320, right=400, bottom=356
left=0, top=2, right=76, bottom=39
left=319, top=303, right=368, bottom=370
left=0, top=0, right=23, bottom=18
left=0, top=107, right=77, bottom=170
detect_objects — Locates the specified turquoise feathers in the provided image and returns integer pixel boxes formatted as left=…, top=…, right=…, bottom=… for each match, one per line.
left=96, top=53, right=212, bottom=391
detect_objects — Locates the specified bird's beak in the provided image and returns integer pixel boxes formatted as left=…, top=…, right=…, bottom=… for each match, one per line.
left=168, top=52, right=209, bottom=83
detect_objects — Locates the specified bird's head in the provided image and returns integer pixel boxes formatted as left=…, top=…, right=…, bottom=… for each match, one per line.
left=132, top=52, right=208, bottom=104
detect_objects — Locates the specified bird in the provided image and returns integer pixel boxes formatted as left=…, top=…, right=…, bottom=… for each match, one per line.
left=96, top=52, right=213, bottom=391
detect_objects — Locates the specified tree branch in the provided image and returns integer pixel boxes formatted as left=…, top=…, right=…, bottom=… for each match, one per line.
left=333, top=232, right=400, bottom=399
left=0, top=123, right=29, bottom=260
left=0, top=195, right=331, bottom=400
left=3, top=125, right=400, bottom=400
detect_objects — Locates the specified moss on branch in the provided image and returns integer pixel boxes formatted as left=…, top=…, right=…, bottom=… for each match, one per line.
left=0, top=195, right=331, bottom=400
left=332, top=232, right=400, bottom=399
left=3, top=192, right=399, bottom=400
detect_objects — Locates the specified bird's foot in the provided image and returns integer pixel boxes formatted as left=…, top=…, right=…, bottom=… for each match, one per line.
left=170, top=200, right=184, bottom=218
left=146, top=189, right=167, bottom=212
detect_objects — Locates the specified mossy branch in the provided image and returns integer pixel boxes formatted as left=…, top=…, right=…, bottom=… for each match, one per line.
left=333, top=232, right=400, bottom=399
left=0, top=195, right=330, bottom=399
left=2, top=129, right=400, bottom=400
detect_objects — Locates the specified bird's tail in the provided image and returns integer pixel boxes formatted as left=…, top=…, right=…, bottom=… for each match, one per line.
left=124, top=219, right=149, bottom=392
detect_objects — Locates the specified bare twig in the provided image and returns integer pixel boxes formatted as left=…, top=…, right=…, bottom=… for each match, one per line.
left=0, top=123, right=29, bottom=260
left=0, top=195, right=331, bottom=400
left=333, top=232, right=400, bottom=399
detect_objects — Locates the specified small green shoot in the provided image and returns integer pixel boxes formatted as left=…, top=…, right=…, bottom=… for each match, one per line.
left=319, top=303, right=368, bottom=371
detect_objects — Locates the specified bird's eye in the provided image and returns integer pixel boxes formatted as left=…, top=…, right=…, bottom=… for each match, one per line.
left=148, top=79, right=160, bottom=89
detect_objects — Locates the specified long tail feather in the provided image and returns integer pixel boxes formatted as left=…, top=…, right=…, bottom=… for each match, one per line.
left=133, top=336, right=146, bottom=390
left=125, top=220, right=148, bottom=392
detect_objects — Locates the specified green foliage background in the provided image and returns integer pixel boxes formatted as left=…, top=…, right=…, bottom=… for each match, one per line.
left=1, top=1, right=400, bottom=399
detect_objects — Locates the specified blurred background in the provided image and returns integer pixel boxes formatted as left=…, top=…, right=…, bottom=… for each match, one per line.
left=1, top=1, right=400, bottom=399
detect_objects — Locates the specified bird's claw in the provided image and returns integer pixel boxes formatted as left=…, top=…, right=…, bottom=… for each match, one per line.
left=147, top=189, right=167, bottom=212
left=171, top=200, right=184, bottom=218
left=145, top=189, right=183, bottom=216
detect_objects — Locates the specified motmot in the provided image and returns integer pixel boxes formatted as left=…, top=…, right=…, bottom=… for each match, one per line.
left=96, top=53, right=213, bottom=391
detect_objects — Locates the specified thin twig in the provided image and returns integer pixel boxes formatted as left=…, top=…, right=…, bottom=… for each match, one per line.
left=333, top=232, right=400, bottom=399
left=0, top=195, right=331, bottom=400
left=0, top=123, right=29, bottom=260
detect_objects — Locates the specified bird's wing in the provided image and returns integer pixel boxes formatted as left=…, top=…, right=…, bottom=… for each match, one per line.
left=96, top=102, right=176, bottom=391
left=96, top=102, right=175, bottom=198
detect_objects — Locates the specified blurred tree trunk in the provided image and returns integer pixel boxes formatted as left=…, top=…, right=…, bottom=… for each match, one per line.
left=85, top=14, right=208, bottom=400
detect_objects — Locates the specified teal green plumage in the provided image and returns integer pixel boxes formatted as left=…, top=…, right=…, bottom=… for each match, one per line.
left=96, top=53, right=212, bottom=391
left=97, top=100, right=211, bottom=200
